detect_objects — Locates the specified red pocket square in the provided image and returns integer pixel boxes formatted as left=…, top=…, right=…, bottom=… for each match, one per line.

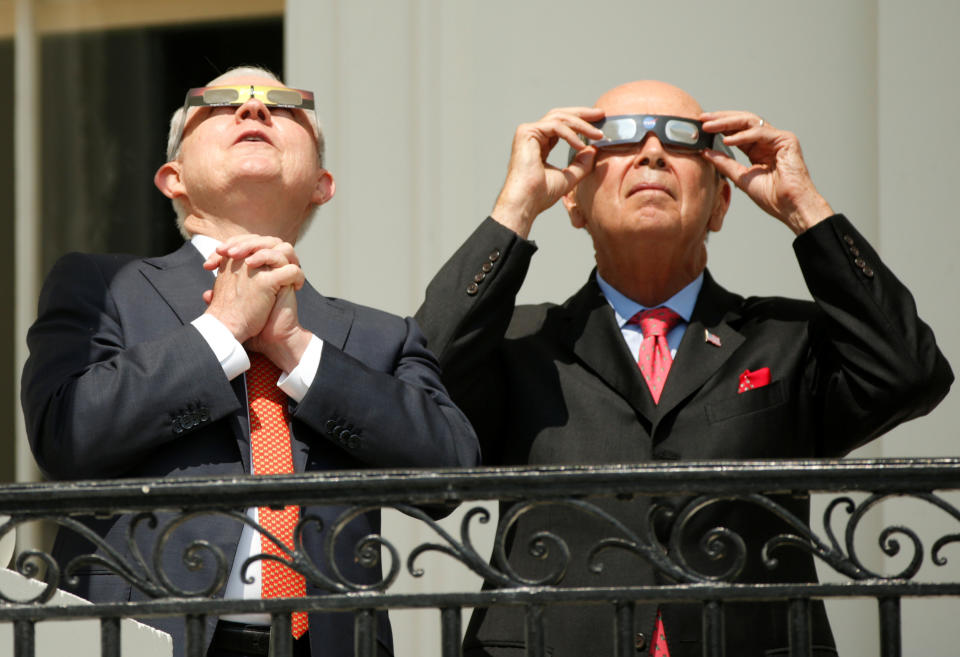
left=738, top=368, right=771, bottom=394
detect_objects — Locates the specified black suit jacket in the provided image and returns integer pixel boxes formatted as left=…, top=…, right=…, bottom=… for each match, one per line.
left=22, top=242, right=480, bottom=657
left=415, top=214, right=952, bottom=657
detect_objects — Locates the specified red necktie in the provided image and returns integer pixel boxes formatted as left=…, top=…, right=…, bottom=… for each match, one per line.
left=629, top=307, right=681, bottom=404
left=628, top=309, right=680, bottom=656
left=650, top=610, right=671, bottom=657
left=247, top=352, right=308, bottom=638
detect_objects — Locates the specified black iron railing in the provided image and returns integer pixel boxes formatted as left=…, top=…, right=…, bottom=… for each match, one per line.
left=1, top=458, right=959, bottom=657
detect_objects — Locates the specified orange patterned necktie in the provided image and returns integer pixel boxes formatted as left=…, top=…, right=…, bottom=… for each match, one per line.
left=629, top=307, right=682, bottom=404
left=247, top=352, right=308, bottom=638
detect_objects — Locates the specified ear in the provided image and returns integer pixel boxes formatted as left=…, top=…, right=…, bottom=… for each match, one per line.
left=707, top=178, right=731, bottom=233
left=562, top=187, right=587, bottom=229
left=154, top=161, right=185, bottom=201
left=312, top=169, right=335, bottom=206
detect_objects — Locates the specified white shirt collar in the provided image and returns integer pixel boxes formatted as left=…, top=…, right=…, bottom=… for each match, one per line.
left=189, top=233, right=220, bottom=260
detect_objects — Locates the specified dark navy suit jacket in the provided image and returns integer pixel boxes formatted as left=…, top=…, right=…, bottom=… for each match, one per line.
left=22, top=241, right=480, bottom=657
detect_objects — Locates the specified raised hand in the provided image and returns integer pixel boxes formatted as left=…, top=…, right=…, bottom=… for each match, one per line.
left=491, top=107, right=605, bottom=238
left=700, top=111, right=833, bottom=235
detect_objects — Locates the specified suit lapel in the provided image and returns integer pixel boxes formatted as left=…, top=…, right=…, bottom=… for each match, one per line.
left=290, top=282, right=356, bottom=473
left=655, top=271, right=745, bottom=424
left=140, top=243, right=253, bottom=470
left=295, top=282, right=354, bottom=352
left=139, top=242, right=213, bottom=325
left=563, top=276, right=658, bottom=425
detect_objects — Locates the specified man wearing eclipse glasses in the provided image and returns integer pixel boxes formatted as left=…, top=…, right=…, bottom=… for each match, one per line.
left=416, top=80, right=952, bottom=656
left=22, top=66, right=479, bottom=657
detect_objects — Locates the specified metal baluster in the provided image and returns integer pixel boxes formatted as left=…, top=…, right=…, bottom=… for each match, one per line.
left=525, top=605, right=545, bottom=657
left=185, top=614, right=206, bottom=657
left=878, top=597, right=902, bottom=657
left=702, top=600, right=725, bottom=657
left=787, top=598, right=812, bottom=657
left=101, top=617, right=121, bottom=657
left=354, top=609, right=377, bottom=657
left=13, top=620, right=34, bottom=657
left=271, top=613, right=293, bottom=657
left=613, top=602, right=635, bottom=657
left=440, top=606, right=462, bottom=657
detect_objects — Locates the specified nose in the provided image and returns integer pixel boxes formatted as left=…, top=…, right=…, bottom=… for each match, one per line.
left=632, top=133, right=667, bottom=169
left=234, top=95, right=272, bottom=124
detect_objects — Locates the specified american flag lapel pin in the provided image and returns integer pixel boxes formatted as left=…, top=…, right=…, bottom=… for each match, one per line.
left=704, top=329, right=722, bottom=347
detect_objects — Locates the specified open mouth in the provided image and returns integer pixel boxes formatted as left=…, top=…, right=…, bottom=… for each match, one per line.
left=234, top=130, right=273, bottom=146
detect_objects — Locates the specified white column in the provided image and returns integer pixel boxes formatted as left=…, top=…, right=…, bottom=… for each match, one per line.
left=14, top=0, right=43, bottom=556
left=877, top=1, right=960, bottom=653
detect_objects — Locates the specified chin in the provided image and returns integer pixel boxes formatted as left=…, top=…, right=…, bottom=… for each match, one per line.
left=233, top=158, right=283, bottom=180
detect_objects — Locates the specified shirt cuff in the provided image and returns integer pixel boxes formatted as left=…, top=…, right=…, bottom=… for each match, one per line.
left=190, top=314, right=250, bottom=381
left=277, top=334, right=324, bottom=403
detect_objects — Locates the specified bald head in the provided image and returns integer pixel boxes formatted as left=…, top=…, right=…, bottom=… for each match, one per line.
left=595, top=80, right=704, bottom=119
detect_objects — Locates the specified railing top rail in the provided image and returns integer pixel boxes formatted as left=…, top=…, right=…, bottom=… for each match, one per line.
left=3, top=457, right=959, bottom=516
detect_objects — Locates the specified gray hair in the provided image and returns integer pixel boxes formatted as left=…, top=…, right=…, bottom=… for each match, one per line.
left=165, top=66, right=326, bottom=239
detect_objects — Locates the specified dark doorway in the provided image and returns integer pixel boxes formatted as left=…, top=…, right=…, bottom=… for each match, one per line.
left=40, top=17, right=284, bottom=272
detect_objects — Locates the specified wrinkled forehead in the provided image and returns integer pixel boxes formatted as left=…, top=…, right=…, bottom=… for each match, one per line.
left=595, top=81, right=703, bottom=119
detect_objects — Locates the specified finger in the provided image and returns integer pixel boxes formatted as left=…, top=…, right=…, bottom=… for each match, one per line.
left=542, top=106, right=606, bottom=125
left=245, top=248, right=291, bottom=270
left=700, top=111, right=769, bottom=134
left=561, top=147, right=597, bottom=185
left=549, top=115, right=605, bottom=143
left=530, top=110, right=605, bottom=142
left=202, top=289, right=213, bottom=305
left=260, top=263, right=305, bottom=290
left=702, top=148, right=749, bottom=184
left=272, top=241, right=299, bottom=266
left=217, top=235, right=283, bottom=259
left=550, top=122, right=600, bottom=153
left=203, top=253, right=223, bottom=271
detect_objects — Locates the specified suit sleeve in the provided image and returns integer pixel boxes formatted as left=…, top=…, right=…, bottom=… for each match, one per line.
left=289, top=312, right=480, bottom=469
left=21, top=253, right=244, bottom=479
left=795, top=214, right=953, bottom=454
left=414, top=217, right=538, bottom=449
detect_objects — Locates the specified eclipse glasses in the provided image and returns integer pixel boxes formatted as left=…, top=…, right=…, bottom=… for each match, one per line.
left=568, top=114, right=734, bottom=164
left=169, top=84, right=316, bottom=159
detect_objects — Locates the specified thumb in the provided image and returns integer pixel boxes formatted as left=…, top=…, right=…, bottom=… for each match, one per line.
left=563, top=148, right=596, bottom=186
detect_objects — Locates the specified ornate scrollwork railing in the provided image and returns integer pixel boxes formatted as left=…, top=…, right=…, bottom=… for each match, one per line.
left=1, top=458, right=959, bottom=657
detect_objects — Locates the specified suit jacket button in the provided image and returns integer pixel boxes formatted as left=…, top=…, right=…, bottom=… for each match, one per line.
left=862, top=265, right=874, bottom=278
left=326, top=420, right=337, bottom=432
left=843, top=234, right=855, bottom=245
left=466, top=283, right=479, bottom=296
left=849, top=245, right=860, bottom=256
left=474, top=272, right=486, bottom=283
left=480, top=262, right=493, bottom=273
left=348, top=436, right=360, bottom=449
left=488, top=249, right=501, bottom=262
left=854, top=257, right=866, bottom=268
left=634, top=632, right=646, bottom=651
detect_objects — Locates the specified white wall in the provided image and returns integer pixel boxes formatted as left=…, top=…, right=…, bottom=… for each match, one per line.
left=286, top=2, right=960, bottom=655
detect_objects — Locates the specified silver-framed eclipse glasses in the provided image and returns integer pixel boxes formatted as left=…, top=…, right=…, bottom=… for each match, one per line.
left=568, top=114, right=735, bottom=164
